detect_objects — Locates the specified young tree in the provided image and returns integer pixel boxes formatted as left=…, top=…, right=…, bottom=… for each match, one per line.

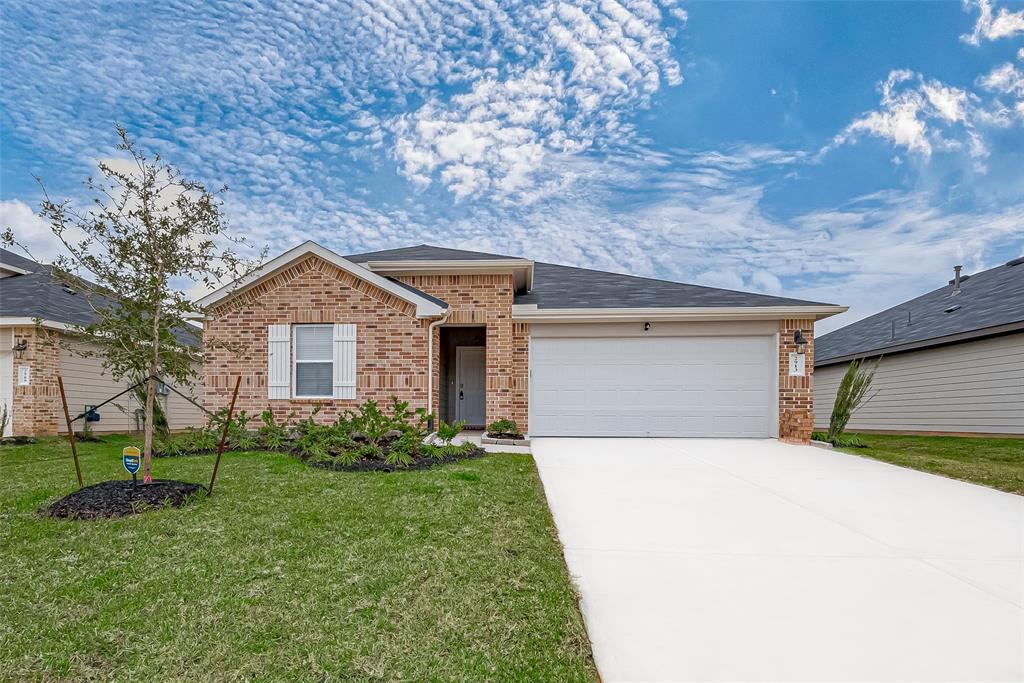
left=2, top=127, right=263, bottom=481
left=827, top=357, right=880, bottom=443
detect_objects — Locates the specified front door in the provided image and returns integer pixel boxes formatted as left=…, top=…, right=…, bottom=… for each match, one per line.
left=455, top=346, right=486, bottom=427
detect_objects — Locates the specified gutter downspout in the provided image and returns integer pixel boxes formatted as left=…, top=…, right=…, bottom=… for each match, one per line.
left=426, top=309, right=450, bottom=428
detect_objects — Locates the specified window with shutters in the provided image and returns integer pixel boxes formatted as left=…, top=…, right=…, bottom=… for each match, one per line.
left=293, top=325, right=333, bottom=398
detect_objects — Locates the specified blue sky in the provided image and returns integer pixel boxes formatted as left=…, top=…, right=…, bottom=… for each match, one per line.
left=2, top=0, right=1022, bottom=333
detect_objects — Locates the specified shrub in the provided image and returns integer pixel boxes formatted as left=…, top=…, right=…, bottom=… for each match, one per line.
left=811, top=431, right=868, bottom=449
left=257, top=410, right=293, bottom=451
left=437, top=419, right=466, bottom=445
left=827, top=358, right=879, bottom=443
left=486, top=418, right=522, bottom=438
left=348, top=399, right=392, bottom=449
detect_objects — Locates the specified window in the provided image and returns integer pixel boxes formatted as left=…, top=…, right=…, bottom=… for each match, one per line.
left=293, top=325, right=333, bottom=397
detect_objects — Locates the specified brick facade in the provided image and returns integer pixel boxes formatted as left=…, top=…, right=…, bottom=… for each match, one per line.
left=203, top=258, right=532, bottom=432
left=392, top=273, right=528, bottom=431
left=778, top=318, right=815, bottom=443
left=202, top=251, right=819, bottom=442
left=11, top=326, right=61, bottom=436
left=203, top=255, right=432, bottom=422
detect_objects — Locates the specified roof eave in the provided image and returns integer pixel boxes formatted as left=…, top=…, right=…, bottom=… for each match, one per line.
left=511, top=304, right=848, bottom=323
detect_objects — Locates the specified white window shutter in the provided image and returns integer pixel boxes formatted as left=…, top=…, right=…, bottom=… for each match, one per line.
left=333, top=323, right=356, bottom=399
left=267, top=324, right=291, bottom=399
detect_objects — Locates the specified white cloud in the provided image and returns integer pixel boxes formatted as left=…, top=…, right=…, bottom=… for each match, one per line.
left=389, top=1, right=684, bottom=201
left=961, top=0, right=1024, bottom=45
left=0, top=199, right=63, bottom=262
left=828, top=71, right=975, bottom=157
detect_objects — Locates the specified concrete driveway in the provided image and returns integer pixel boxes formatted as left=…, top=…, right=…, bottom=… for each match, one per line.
left=533, top=438, right=1024, bottom=682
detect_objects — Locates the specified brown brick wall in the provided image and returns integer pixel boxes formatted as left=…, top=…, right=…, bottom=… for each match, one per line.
left=203, top=255, right=431, bottom=422
left=11, top=326, right=61, bottom=436
left=778, top=318, right=815, bottom=443
left=204, top=259, right=532, bottom=432
left=393, top=273, right=529, bottom=432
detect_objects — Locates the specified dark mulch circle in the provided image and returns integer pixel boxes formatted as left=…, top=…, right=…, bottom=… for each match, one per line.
left=43, top=479, right=206, bottom=520
left=309, top=446, right=489, bottom=473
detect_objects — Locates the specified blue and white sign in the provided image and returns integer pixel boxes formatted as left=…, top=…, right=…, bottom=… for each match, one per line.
left=122, top=446, right=141, bottom=475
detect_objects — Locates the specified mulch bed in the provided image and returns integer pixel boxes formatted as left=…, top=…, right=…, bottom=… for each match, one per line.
left=43, top=479, right=206, bottom=520
left=308, top=446, right=489, bottom=472
left=486, top=432, right=524, bottom=440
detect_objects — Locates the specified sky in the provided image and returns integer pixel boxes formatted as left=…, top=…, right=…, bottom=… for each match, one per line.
left=1, top=0, right=1023, bottom=334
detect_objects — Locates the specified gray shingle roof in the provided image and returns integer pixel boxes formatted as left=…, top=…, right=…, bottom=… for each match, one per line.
left=347, top=244, right=518, bottom=262
left=0, top=248, right=201, bottom=347
left=518, top=261, right=833, bottom=308
left=347, top=244, right=834, bottom=309
left=0, top=249, right=41, bottom=273
left=815, top=258, right=1024, bottom=365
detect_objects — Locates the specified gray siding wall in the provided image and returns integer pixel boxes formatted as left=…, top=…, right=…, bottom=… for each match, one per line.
left=813, top=333, right=1024, bottom=435
left=59, top=336, right=206, bottom=433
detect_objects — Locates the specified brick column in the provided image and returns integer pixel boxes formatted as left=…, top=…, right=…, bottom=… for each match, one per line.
left=11, top=326, right=61, bottom=436
left=778, top=318, right=814, bottom=443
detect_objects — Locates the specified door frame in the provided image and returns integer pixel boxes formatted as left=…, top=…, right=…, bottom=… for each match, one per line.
left=454, top=345, right=486, bottom=426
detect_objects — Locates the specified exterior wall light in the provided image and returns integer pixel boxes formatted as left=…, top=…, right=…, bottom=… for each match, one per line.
left=12, top=339, right=27, bottom=360
left=644, top=322, right=651, bottom=331
left=793, top=330, right=807, bottom=350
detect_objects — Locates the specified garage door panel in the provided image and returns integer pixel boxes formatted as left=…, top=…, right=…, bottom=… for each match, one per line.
left=531, top=336, right=775, bottom=437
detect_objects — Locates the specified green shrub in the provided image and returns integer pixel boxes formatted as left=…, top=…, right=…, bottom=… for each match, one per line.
left=811, top=431, right=868, bottom=449
left=486, top=418, right=521, bottom=438
left=437, top=419, right=466, bottom=445
left=827, top=358, right=879, bottom=443
left=348, top=399, right=392, bottom=449
left=257, top=410, right=293, bottom=450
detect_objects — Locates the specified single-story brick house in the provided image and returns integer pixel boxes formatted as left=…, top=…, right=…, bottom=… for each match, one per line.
left=814, top=258, right=1024, bottom=436
left=197, top=242, right=846, bottom=442
left=0, top=248, right=206, bottom=437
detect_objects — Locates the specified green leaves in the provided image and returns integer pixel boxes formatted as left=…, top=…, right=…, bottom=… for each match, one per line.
left=827, top=358, right=880, bottom=443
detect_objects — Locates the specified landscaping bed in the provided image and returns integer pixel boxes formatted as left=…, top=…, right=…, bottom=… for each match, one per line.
left=308, top=444, right=487, bottom=472
left=43, top=479, right=205, bottom=519
left=157, top=397, right=497, bottom=472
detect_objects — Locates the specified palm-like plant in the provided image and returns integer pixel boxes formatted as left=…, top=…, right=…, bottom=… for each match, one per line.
left=827, top=358, right=879, bottom=443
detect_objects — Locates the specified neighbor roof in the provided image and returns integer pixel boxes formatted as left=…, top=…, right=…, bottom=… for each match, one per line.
left=816, top=258, right=1024, bottom=366
left=349, top=244, right=835, bottom=309
left=0, top=248, right=201, bottom=347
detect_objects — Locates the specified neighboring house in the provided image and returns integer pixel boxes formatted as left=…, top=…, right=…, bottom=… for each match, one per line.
left=814, top=259, right=1024, bottom=436
left=0, top=248, right=206, bottom=437
left=197, top=242, right=845, bottom=442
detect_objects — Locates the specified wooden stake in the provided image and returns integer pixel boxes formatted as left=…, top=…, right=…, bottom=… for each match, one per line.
left=207, top=375, right=242, bottom=497
left=57, top=374, right=84, bottom=489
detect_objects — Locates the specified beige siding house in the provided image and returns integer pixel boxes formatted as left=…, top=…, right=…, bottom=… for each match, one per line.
left=814, top=259, right=1024, bottom=437
left=0, top=249, right=206, bottom=437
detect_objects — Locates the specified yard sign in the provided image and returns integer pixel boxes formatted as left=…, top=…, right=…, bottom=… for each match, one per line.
left=122, top=446, right=141, bottom=486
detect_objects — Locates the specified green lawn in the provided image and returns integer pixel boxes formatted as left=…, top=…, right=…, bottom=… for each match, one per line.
left=837, top=433, right=1024, bottom=495
left=0, top=436, right=595, bottom=682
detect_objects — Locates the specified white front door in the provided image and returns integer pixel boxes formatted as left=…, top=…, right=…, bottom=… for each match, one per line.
left=530, top=335, right=776, bottom=437
left=0, top=345, right=12, bottom=437
left=455, top=346, right=486, bottom=427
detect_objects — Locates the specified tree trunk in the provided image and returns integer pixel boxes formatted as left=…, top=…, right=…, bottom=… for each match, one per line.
left=142, top=304, right=161, bottom=483
left=143, top=369, right=156, bottom=482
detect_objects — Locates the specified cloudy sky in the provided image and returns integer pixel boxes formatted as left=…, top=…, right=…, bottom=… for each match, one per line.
left=2, top=0, right=1023, bottom=333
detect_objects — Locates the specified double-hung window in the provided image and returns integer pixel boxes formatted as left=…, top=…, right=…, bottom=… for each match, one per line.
left=293, top=325, right=334, bottom=398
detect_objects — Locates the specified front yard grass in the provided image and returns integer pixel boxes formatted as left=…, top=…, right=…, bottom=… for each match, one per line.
left=0, top=435, right=595, bottom=682
left=837, top=433, right=1024, bottom=495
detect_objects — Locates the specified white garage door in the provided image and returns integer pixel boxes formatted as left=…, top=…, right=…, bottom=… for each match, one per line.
left=530, top=336, right=776, bottom=437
